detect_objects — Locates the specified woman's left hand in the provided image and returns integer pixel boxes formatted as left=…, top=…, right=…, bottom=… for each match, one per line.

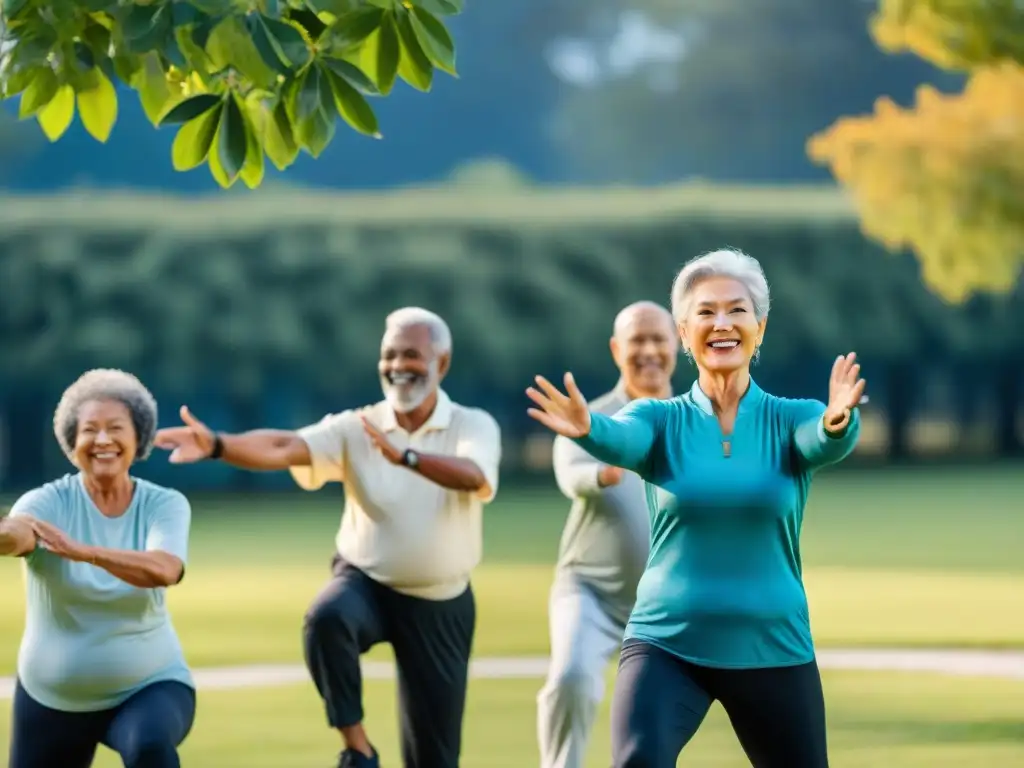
left=30, top=520, right=94, bottom=563
left=824, top=352, right=867, bottom=434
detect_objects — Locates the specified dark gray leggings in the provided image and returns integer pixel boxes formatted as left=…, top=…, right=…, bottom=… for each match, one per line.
left=611, top=640, right=829, bottom=768
left=9, top=680, right=195, bottom=768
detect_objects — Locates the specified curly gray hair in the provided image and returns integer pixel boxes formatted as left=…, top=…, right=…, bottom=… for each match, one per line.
left=53, top=369, right=159, bottom=462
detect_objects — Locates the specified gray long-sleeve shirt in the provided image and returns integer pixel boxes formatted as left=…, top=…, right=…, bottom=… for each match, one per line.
left=552, top=385, right=651, bottom=623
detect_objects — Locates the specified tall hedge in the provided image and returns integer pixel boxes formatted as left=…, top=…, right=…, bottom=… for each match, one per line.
left=0, top=184, right=1019, bottom=456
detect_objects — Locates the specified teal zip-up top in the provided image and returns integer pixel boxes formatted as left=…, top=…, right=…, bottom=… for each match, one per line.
left=573, top=379, right=860, bottom=669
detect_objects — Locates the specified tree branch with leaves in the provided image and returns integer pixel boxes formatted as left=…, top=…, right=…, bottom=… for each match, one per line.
left=0, top=0, right=461, bottom=188
left=808, top=0, right=1024, bottom=303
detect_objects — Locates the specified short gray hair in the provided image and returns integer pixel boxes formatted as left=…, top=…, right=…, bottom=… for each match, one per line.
left=384, top=307, right=452, bottom=355
left=53, top=369, right=159, bottom=462
left=670, top=248, right=771, bottom=323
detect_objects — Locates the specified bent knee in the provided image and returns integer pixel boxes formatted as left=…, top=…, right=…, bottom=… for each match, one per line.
left=119, top=735, right=179, bottom=768
left=613, top=735, right=675, bottom=768
left=541, top=665, right=600, bottom=707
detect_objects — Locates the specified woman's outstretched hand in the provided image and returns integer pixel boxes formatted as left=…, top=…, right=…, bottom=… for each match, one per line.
left=526, top=373, right=592, bottom=438
left=824, top=352, right=867, bottom=435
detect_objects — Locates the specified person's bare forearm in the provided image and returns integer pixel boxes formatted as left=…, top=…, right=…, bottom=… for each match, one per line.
left=217, top=430, right=311, bottom=470
left=0, top=517, right=35, bottom=557
left=412, top=454, right=488, bottom=493
left=85, top=547, right=184, bottom=588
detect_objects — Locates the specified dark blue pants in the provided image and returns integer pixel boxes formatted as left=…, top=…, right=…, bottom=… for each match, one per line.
left=611, top=640, right=828, bottom=768
left=8, top=680, right=195, bottom=768
left=303, top=556, right=476, bottom=768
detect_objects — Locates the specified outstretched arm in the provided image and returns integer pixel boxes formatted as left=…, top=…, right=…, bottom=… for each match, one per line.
left=154, top=406, right=311, bottom=471
left=215, top=430, right=311, bottom=470
left=574, top=399, right=665, bottom=475
left=792, top=400, right=861, bottom=470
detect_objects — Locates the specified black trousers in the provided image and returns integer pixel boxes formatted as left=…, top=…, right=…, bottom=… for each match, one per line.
left=303, top=555, right=476, bottom=768
left=611, top=640, right=828, bottom=768
left=8, top=680, right=195, bottom=768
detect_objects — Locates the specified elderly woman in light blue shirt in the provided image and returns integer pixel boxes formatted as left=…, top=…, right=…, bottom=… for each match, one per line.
left=0, top=369, right=195, bottom=768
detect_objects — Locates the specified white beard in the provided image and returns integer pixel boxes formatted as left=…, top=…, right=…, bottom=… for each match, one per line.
left=381, top=360, right=439, bottom=413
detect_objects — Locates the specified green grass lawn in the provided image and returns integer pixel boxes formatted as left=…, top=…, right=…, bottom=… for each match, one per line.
left=1, top=672, right=1021, bottom=767
left=0, top=466, right=1022, bottom=765
left=1, top=467, right=1023, bottom=672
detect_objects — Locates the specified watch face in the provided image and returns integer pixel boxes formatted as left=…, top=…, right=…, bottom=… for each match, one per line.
left=405, top=449, right=418, bottom=467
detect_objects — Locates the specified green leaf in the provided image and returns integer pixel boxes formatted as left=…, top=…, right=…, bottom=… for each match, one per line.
left=325, top=66, right=380, bottom=137
left=112, top=55, right=142, bottom=84
left=206, top=128, right=232, bottom=187
left=323, top=7, right=383, bottom=52
left=77, top=69, right=118, bottom=142
left=206, top=16, right=277, bottom=88
left=295, top=105, right=334, bottom=158
left=248, top=16, right=291, bottom=75
left=133, top=52, right=172, bottom=125
left=171, top=2, right=205, bottom=28
left=252, top=98, right=299, bottom=171
left=395, top=9, right=433, bottom=92
left=306, top=0, right=360, bottom=13
left=18, top=68, right=59, bottom=118
left=260, top=17, right=311, bottom=68
left=409, top=6, right=456, bottom=76
left=122, top=1, right=174, bottom=54
left=410, top=0, right=461, bottom=15
left=2, top=0, right=31, bottom=18
left=239, top=109, right=265, bottom=189
left=287, top=7, right=327, bottom=39
left=171, top=104, right=221, bottom=170
left=375, top=11, right=400, bottom=94
left=218, top=93, right=248, bottom=184
left=292, top=65, right=325, bottom=125
left=322, top=58, right=379, bottom=95
left=158, top=93, right=221, bottom=125
left=36, top=85, right=75, bottom=141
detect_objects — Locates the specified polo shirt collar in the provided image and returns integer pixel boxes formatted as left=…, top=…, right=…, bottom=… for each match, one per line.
left=381, top=388, right=453, bottom=433
left=689, top=377, right=763, bottom=417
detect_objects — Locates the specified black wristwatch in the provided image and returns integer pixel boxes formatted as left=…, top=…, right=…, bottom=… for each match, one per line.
left=207, top=434, right=225, bottom=461
left=401, top=448, right=420, bottom=469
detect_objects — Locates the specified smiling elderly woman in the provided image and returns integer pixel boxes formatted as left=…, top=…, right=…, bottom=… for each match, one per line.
left=526, top=249, right=867, bottom=768
left=0, top=369, right=195, bottom=768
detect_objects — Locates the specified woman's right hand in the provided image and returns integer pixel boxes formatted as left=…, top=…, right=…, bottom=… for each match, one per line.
left=526, top=373, right=592, bottom=438
left=153, top=406, right=216, bottom=464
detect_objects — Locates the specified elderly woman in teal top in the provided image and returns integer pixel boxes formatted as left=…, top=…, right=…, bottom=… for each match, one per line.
left=0, top=369, right=195, bottom=768
left=527, top=248, right=866, bottom=768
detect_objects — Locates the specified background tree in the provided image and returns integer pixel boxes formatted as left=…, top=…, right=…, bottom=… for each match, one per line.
left=544, top=0, right=959, bottom=184
left=0, top=0, right=461, bottom=188
left=809, top=0, right=1024, bottom=303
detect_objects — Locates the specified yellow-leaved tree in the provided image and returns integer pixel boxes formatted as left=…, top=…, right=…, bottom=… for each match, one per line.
left=808, top=0, right=1024, bottom=303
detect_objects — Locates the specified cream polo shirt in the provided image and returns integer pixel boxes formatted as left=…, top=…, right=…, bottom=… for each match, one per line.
left=289, top=390, right=502, bottom=601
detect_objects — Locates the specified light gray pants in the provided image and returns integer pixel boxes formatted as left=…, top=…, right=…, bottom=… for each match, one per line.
left=537, top=576, right=627, bottom=768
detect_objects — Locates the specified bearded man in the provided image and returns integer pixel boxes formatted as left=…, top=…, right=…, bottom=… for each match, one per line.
left=154, top=307, right=502, bottom=768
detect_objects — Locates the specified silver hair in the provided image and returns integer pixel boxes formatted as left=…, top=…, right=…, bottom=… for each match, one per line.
left=670, top=248, right=771, bottom=323
left=384, top=307, right=452, bottom=355
left=53, top=369, right=158, bottom=462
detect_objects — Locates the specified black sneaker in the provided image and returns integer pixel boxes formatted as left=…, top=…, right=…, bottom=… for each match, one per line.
left=337, top=746, right=379, bottom=768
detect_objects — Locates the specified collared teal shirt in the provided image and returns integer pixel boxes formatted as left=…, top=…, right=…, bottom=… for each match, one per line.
left=574, top=379, right=860, bottom=669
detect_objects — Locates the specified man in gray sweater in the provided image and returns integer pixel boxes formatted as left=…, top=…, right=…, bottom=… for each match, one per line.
left=537, top=300, right=678, bottom=768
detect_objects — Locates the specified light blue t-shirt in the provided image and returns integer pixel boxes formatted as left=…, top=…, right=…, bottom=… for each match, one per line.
left=575, top=379, right=860, bottom=669
left=9, top=473, right=194, bottom=712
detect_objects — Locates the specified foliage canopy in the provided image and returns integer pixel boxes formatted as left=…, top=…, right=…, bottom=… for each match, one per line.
left=0, top=0, right=461, bottom=187
left=809, top=0, right=1024, bottom=302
